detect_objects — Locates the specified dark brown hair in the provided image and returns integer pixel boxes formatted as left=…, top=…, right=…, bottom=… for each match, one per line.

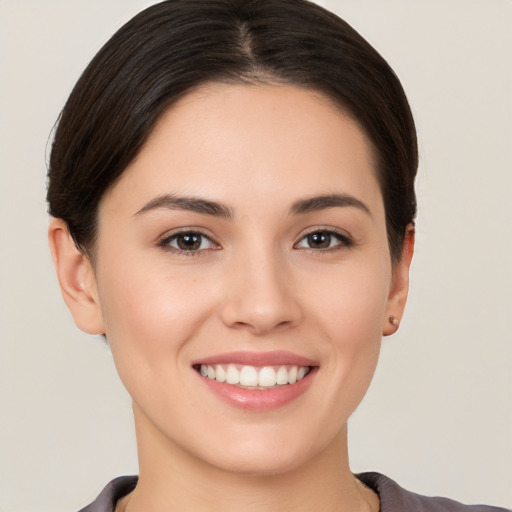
left=47, top=0, right=417, bottom=261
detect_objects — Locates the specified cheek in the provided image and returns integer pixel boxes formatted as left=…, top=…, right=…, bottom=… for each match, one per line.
left=308, top=255, right=390, bottom=397
left=312, top=254, right=391, bottom=338
left=95, top=257, right=218, bottom=381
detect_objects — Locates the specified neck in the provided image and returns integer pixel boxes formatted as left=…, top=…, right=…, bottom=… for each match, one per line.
left=119, top=405, right=378, bottom=512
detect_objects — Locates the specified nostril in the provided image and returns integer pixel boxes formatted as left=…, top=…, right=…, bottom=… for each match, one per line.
left=218, top=283, right=303, bottom=334
left=230, top=319, right=295, bottom=335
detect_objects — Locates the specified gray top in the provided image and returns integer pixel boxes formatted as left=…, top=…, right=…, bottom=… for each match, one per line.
left=78, top=472, right=509, bottom=512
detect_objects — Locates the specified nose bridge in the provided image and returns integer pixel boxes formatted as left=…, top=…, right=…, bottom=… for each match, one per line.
left=219, top=240, right=301, bottom=335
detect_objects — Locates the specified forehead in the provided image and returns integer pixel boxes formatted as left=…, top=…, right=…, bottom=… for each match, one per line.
left=100, top=83, right=383, bottom=218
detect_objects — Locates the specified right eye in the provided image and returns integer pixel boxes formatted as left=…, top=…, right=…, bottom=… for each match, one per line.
left=159, top=231, right=218, bottom=254
left=294, top=229, right=353, bottom=252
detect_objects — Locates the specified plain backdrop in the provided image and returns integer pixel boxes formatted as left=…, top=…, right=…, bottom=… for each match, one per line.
left=0, top=1, right=511, bottom=511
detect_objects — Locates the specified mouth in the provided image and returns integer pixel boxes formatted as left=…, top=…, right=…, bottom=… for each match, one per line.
left=193, top=363, right=312, bottom=390
left=191, top=351, right=318, bottom=411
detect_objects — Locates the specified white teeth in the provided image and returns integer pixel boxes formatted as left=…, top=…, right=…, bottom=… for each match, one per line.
left=240, top=366, right=259, bottom=386
left=258, top=367, right=277, bottom=387
left=226, top=365, right=240, bottom=385
left=288, top=366, right=298, bottom=384
left=215, top=364, right=226, bottom=383
left=199, top=363, right=311, bottom=388
left=276, top=366, right=288, bottom=385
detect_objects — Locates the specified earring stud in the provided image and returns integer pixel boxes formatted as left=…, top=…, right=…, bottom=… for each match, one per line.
left=389, top=315, right=399, bottom=326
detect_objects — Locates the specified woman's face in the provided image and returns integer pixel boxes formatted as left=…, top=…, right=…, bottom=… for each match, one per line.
left=86, top=84, right=410, bottom=475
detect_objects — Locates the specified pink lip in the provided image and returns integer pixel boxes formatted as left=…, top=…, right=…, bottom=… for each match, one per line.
left=199, top=369, right=317, bottom=411
left=191, top=350, right=319, bottom=367
left=192, top=351, right=319, bottom=412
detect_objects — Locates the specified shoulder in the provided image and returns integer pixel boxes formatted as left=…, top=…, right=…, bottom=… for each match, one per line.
left=77, top=476, right=138, bottom=512
left=357, top=472, right=509, bottom=512
left=77, top=473, right=509, bottom=512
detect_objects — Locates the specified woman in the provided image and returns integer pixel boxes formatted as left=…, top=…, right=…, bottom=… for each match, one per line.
left=46, top=1, right=509, bottom=511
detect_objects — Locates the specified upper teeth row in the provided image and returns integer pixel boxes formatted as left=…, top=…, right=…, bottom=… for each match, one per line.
left=200, top=364, right=309, bottom=388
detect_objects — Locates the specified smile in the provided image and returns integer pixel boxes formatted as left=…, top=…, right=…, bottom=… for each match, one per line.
left=192, top=351, right=318, bottom=411
left=195, top=364, right=311, bottom=389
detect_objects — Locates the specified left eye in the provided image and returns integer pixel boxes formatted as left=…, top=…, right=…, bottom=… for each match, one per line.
left=295, top=230, right=350, bottom=250
left=161, top=231, right=217, bottom=252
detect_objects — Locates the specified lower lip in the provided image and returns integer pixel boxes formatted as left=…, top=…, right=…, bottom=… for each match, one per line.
left=198, top=368, right=317, bottom=412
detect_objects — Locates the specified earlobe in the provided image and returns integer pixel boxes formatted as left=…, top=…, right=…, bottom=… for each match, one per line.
left=48, top=218, right=105, bottom=335
left=383, top=225, right=415, bottom=336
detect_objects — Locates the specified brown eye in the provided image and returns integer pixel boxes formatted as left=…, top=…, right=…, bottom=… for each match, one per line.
left=161, top=231, right=217, bottom=253
left=295, top=230, right=352, bottom=251
left=307, top=232, right=332, bottom=249
left=176, top=233, right=202, bottom=250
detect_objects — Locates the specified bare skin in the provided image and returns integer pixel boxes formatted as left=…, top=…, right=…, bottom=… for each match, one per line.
left=49, top=83, right=413, bottom=512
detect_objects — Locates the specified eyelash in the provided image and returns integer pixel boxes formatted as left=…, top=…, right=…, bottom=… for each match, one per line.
left=158, top=228, right=353, bottom=256
left=158, top=229, right=219, bottom=257
left=294, top=228, right=353, bottom=253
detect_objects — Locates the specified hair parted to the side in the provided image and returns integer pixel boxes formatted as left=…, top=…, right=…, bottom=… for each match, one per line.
left=47, top=0, right=418, bottom=261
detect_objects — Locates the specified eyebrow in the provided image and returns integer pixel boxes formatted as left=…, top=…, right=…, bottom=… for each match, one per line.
left=289, top=193, right=371, bottom=216
left=135, top=192, right=371, bottom=219
left=135, top=194, right=234, bottom=219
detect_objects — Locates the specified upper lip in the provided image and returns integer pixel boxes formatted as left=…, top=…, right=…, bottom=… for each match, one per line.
left=191, top=350, right=319, bottom=367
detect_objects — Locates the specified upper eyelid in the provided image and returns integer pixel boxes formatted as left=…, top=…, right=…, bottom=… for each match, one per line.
left=158, top=230, right=220, bottom=256
left=296, top=226, right=352, bottom=240
left=294, top=227, right=354, bottom=250
left=158, top=227, right=217, bottom=244
left=157, top=226, right=353, bottom=249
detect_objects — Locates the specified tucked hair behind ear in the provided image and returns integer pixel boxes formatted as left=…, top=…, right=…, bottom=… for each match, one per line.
left=47, top=0, right=417, bottom=261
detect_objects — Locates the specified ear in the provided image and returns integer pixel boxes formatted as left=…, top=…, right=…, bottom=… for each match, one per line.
left=382, top=224, right=415, bottom=336
left=48, top=218, right=105, bottom=335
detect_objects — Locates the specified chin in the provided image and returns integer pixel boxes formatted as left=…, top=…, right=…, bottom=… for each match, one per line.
left=203, top=445, right=311, bottom=477
left=187, top=425, right=335, bottom=478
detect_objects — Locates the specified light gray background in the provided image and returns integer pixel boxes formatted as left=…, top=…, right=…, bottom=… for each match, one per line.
left=0, top=1, right=511, bottom=511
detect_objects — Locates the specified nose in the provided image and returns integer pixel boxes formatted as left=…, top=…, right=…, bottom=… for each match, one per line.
left=219, top=248, right=303, bottom=336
